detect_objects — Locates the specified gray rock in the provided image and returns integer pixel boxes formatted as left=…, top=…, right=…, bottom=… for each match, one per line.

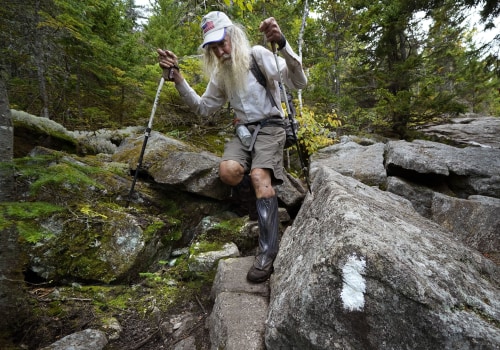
left=386, top=176, right=437, bottom=217
left=31, top=210, right=151, bottom=283
left=211, top=257, right=270, bottom=300
left=210, top=292, right=268, bottom=350
left=275, top=172, right=307, bottom=209
left=420, top=115, right=500, bottom=149
left=313, top=141, right=387, bottom=187
left=431, top=192, right=500, bottom=254
left=386, top=139, right=500, bottom=176
left=266, top=165, right=500, bottom=349
left=149, top=150, right=228, bottom=200
left=208, top=257, right=269, bottom=350
left=188, top=242, right=240, bottom=272
left=101, top=317, right=122, bottom=341
left=386, top=139, right=500, bottom=197
left=40, top=329, right=107, bottom=350
left=114, top=131, right=306, bottom=206
left=172, top=335, right=196, bottom=350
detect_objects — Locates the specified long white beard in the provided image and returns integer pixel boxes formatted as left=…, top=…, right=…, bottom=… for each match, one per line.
left=218, top=55, right=248, bottom=97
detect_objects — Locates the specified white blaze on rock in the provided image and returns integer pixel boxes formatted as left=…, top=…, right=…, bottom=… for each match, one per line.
left=340, top=254, right=367, bottom=311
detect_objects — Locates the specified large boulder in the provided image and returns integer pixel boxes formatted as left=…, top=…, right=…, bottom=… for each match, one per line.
left=113, top=131, right=306, bottom=209
left=312, top=141, right=387, bottom=187
left=13, top=147, right=177, bottom=284
left=265, top=164, right=500, bottom=349
left=313, top=139, right=500, bottom=260
left=385, top=140, right=500, bottom=198
left=419, top=115, right=500, bottom=149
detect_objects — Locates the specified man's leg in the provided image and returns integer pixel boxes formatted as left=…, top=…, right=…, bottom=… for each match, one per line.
left=246, top=168, right=279, bottom=283
left=220, top=160, right=257, bottom=220
left=219, top=160, right=245, bottom=186
left=235, top=174, right=258, bottom=220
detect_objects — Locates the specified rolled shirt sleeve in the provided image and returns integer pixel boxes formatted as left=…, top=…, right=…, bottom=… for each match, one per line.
left=278, top=41, right=308, bottom=90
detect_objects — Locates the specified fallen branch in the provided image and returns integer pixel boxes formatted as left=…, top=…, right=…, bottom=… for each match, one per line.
left=131, top=328, right=160, bottom=350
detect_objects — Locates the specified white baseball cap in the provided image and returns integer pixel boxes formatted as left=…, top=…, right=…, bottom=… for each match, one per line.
left=201, top=11, right=233, bottom=48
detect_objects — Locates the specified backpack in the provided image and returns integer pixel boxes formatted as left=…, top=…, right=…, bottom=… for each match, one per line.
left=250, top=54, right=298, bottom=149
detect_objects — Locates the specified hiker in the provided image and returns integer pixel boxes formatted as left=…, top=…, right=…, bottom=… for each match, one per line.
left=157, top=11, right=307, bottom=283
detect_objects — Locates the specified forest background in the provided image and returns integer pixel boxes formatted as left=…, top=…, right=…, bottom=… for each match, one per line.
left=1, top=0, right=499, bottom=153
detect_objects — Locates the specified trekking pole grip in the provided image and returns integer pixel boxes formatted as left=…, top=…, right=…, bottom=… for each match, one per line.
left=271, top=41, right=277, bottom=54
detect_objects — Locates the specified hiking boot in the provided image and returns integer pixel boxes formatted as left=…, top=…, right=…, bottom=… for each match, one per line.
left=247, top=263, right=274, bottom=283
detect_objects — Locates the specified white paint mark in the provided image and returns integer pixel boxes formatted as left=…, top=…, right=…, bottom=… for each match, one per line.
left=340, top=254, right=367, bottom=311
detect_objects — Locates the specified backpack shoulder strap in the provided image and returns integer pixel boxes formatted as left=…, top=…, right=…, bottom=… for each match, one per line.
left=250, top=53, right=267, bottom=88
left=250, top=53, right=277, bottom=108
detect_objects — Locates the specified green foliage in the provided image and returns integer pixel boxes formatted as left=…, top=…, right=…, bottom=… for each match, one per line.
left=224, top=0, right=255, bottom=11
left=2, top=0, right=499, bottom=144
left=304, top=0, right=499, bottom=139
left=297, top=106, right=341, bottom=155
left=3, top=0, right=150, bottom=128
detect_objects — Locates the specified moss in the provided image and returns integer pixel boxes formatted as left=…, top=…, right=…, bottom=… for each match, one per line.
left=162, top=228, right=183, bottom=244
left=185, top=270, right=216, bottom=290
left=189, top=132, right=226, bottom=156
left=213, top=218, right=245, bottom=234
left=30, top=163, right=104, bottom=196
left=2, top=201, right=63, bottom=219
left=47, top=301, right=65, bottom=317
left=162, top=200, right=182, bottom=218
left=0, top=202, right=64, bottom=243
left=12, top=154, right=108, bottom=201
left=97, top=290, right=131, bottom=311
left=17, top=221, right=55, bottom=243
left=144, top=220, right=166, bottom=239
left=195, top=217, right=246, bottom=245
left=12, top=112, right=79, bottom=155
left=158, top=216, right=183, bottom=244
left=134, top=256, right=215, bottom=313
left=49, top=285, right=134, bottom=314
left=190, top=241, right=225, bottom=255
left=79, top=204, right=108, bottom=220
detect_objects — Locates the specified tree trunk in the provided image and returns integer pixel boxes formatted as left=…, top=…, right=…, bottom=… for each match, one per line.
left=297, top=0, right=309, bottom=112
left=0, top=73, right=26, bottom=346
left=0, top=77, right=13, bottom=165
left=33, top=0, right=50, bottom=119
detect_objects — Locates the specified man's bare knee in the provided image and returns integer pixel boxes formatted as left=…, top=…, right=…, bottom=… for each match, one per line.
left=251, top=168, right=275, bottom=198
left=219, top=160, right=245, bottom=186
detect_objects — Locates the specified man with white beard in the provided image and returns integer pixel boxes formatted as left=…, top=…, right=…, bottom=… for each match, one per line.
left=157, top=11, right=307, bottom=283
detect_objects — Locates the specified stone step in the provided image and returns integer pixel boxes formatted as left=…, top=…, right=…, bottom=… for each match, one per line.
left=208, top=256, right=270, bottom=350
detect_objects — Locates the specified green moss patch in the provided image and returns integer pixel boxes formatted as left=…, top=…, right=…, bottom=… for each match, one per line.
left=0, top=202, right=65, bottom=243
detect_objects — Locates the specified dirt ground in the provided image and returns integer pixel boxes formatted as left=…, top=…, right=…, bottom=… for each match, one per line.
left=105, top=296, right=213, bottom=350
left=10, top=282, right=214, bottom=350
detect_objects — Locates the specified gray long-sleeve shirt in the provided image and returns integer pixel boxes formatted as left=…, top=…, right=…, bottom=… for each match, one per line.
left=175, top=42, right=307, bottom=124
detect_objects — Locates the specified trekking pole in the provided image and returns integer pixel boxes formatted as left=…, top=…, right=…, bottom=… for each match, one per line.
left=271, top=42, right=311, bottom=193
left=126, top=76, right=165, bottom=207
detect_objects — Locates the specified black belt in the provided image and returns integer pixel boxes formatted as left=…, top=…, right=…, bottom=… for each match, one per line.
left=246, top=117, right=284, bottom=127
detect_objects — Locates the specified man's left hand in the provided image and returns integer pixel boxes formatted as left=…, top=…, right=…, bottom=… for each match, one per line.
left=259, top=17, right=285, bottom=47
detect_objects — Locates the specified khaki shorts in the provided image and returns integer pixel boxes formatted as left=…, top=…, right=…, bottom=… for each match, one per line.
left=222, top=124, right=286, bottom=185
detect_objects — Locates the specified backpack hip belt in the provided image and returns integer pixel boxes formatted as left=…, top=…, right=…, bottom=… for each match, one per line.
left=245, top=117, right=284, bottom=151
